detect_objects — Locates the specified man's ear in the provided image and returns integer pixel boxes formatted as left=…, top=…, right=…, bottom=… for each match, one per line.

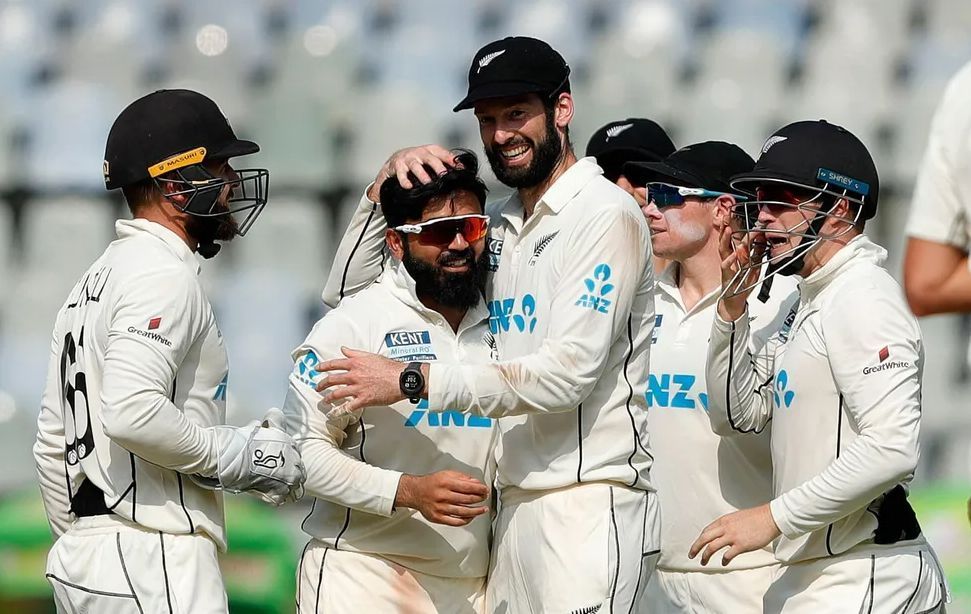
left=386, top=229, right=405, bottom=261
left=157, top=178, right=188, bottom=209
left=553, top=92, right=574, bottom=131
left=712, top=195, right=734, bottom=227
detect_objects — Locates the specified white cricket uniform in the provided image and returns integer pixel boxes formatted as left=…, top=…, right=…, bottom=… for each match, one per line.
left=906, top=59, right=971, bottom=253
left=425, top=158, right=659, bottom=613
left=707, top=235, right=949, bottom=613
left=285, top=263, right=496, bottom=613
left=644, top=264, right=798, bottom=613
left=906, top=59, right=971, bottom=373
left=322, top=159, right=660, bottom=613
left=34, top=219, right=232, bottom=613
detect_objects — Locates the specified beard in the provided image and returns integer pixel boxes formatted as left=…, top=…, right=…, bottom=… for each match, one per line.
left=402, top=244, right=489, bottom=310
left=484, top=107, right=563, bottom=189
left=186, top=197, right=239, bottom=246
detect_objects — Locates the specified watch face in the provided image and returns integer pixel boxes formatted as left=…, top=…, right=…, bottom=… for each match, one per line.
left=403, top=372, right=420, bottom=390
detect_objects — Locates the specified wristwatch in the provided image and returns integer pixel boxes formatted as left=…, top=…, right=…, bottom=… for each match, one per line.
left=399, top=362, right=425, bottom=404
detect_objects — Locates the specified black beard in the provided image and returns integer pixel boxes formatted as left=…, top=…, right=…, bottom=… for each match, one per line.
left=402, top=244, right=489, bottom=310
left=186, top=205, right=239, bottom=247
left=485, top=107, right=563, bottom=189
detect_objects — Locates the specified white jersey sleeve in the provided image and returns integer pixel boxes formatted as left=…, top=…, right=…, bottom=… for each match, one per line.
left=283, top=312, right=402, bottom=517
left=905, top=61, right=971, bottom=249
left=321, top=189, right=388, bottom=308
left=99, top=265, right=219, bottom=476
left=769, top=284, right=923, bottom=538
left=705, top=309, right=777, bottom=435
left=35, top=333, right=71, bottom=538
left=428, top=203, right=649, bottom=418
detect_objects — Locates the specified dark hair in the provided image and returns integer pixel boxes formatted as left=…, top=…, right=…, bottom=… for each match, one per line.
left=542, top=80, right=572, bottom=146
left=121, top=178, right=159, bottom=214
left=379, top=149, right=488, bottom=228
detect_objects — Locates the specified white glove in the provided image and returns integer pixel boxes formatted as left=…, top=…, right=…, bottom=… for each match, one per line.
left=192, top=408, right=306, bottom=506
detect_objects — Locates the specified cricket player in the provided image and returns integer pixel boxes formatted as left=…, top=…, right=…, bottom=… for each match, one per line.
left=585, top=117, right=676, bottom=208
left=692, top=120, right=949, bottom=612
left=586, top=117, right=676, bottom=275
left=284, top=151, right=495, bottom=613
left=900, top=60, right=971, bottom=523
left=903, top=59, right=971, bottom=321
left=33, top=89, right=305, bottom=613
left=621, top=141, right=799, bottom=613
left=316, top=36, right=659, bottom=613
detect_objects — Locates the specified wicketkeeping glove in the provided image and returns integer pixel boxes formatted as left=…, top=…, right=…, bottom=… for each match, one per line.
left=192, top=407, right=306, bottom=506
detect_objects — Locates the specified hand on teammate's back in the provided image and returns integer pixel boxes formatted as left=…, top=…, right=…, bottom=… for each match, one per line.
left=367, top=144, right=457, bottom=202
left=194, top=407, right=307, bottom=506
left=395, top=470, right=490, bottom=527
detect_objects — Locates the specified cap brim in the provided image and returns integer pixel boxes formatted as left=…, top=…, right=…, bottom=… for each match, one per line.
left=623, top=160, right=706, bottom=189
left=209, top=138, right=260, bottom=160
left=453, top=81, right=550, bottom=112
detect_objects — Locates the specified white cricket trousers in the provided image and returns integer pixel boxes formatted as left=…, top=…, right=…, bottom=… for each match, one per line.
left=487, top=482, right=661, bottom=614
left=645, top=564, right=778, bottom=613
left=763, top=543, right=950, bottom=613
left=45, top=515, right=227, bottom=614
left=296, top=541, right=486, bottom=614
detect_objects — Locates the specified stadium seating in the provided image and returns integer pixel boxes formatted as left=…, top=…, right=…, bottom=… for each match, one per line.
left=0, top=0, right=969, bottom=494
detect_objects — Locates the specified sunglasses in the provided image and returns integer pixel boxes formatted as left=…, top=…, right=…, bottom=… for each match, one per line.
left=754, top=186, right=818, bottom=205
left=647, top=182, right=739, bottom=207
left=394, top=214, right=489, bottom=246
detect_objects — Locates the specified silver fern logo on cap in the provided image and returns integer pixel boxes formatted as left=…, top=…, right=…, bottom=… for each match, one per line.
left=477, top=49, right=507, bottom=73
left=761, top=135, right=787, bottom=154
left=605, top=123, right=633, bottom=140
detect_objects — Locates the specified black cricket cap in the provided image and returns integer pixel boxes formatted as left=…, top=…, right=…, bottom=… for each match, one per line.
left=104, top=89, right=259, bottom=190
left=453, top=36, right=570, bottom=112
left=731, top=119, right=879, bottom=219
left=586, top=118, right=675, bottom=181
left=624, top=141, right=755, bottom=195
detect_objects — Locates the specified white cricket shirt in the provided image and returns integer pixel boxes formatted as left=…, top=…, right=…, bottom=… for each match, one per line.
left=650, top=265, right=798, bottom=571
left=429, top=158, right=657, bottom=492
left=285, top=263, right=497, bottom=579
left=34, top=219, right=229, bottom=549
left=905, top=59, right=971, bottom=251
left=707, top=236, right=927, bottom=564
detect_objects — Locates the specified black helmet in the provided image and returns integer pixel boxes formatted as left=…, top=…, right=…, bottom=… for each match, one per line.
left=104, top=89, right=269, bottom=237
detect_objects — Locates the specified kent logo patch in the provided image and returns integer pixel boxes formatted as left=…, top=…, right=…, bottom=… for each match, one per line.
left=384, top=330, right=437, bottom=361
left=816, top=168, right=870, bottom=196
left=487, top=237, right=504, bottom=272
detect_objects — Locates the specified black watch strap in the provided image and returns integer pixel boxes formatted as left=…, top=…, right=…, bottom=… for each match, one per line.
left=399, top=361, right=425, bottom=404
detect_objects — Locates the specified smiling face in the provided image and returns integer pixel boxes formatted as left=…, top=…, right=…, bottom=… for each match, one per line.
left=474, top=93, right=567, bottom=189
left=753, top=185, right=825, bottom=261
left=387, top=189, right=489, bottom=309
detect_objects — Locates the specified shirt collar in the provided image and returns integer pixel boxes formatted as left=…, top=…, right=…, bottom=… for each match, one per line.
left=654, top=262, right=721, bottom=315
left=115, top=218, right=200, bottom=275
left=537, top=157, right=604, bottom=214
left=498, top=156, right=605, bottom=227
left=798, top=234, right=887, bottom=299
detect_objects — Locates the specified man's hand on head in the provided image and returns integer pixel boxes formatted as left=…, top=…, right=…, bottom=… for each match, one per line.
left=369, top=144, right=457, bottom=202
left=316, top=347, right=428, bottom=412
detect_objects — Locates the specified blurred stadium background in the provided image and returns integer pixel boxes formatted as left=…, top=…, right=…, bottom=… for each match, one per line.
left=0, top=0, right=969, bottom=611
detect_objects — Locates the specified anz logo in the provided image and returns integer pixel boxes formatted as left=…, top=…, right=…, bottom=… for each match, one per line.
left=576, top=263, right=614, bottom=314
left=213, top=373, right=228, bottom=401
left=646, top=373, right=708, bottom=411
left=774, top=369, right=795, bottom=408
left=405, top=399, right=492, bottom=428
left=488, top=294, right=538, bottom=334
